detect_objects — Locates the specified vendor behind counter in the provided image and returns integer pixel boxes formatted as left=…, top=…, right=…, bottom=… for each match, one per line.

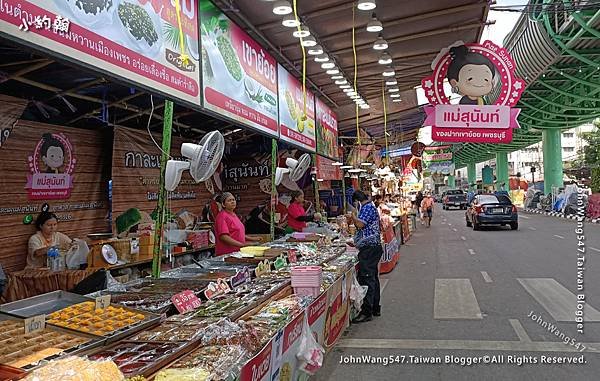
left=27, top=211, right=72, bottom=269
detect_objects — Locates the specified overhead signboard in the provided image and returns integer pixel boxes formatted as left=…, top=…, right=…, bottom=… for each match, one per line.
left=315, top=98, right=339, bottom=160
left=316, top=155, right=341, bottom=181
left=0, top=0, right=201, bottom=106
left=278, top=64, right=316, bottom=152
left=422, top=145, right=455, bottom=175
left=200, top=0, right=279, bottom=137
left=422, top=40, right=524, bottom=144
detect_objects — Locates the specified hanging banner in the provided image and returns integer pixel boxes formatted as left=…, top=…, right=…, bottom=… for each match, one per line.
left=278, top=64, right=316, bottom=152
left=421, top=40, right=524, bottom=143
left=200, top=0, right=279, bottom=137
left=422, top=145, right=455, bottom=176
left=0, top=0, right=201, bottom=106
left=316, top=98, right=338, bottom=160
left=316, top=156, right=341, bottom=181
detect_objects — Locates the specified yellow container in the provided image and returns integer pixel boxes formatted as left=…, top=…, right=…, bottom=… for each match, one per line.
left=240, top=246, right=269, bottom=257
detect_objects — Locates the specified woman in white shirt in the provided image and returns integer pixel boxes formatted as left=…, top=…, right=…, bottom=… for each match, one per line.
left=27, top=212, right=72, bottom=269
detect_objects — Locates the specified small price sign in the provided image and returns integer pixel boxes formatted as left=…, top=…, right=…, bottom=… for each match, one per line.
left=273, top=255, right=287, bottom=270
left=287, top=249, right=297, bottom=264
left=95, top=295, right=111, bottom=310
left=24, top=315, right=46, bottom=334
left=171, top=290, right=202, bottom=314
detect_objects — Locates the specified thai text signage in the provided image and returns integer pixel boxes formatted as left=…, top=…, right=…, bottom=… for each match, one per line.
left=422, top=145, right=455, bottom=176
left=0, top=0, right=201, bottom=106
left=316, top=97, right=338, bottom=160
left=200, top=0, right=278, bottom=137
left=422, top=40, right=524, bottom=143
left=278, top=64, right=316, bottom=152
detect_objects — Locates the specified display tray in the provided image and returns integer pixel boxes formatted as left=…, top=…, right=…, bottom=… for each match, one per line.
left=164, top=268, right=239, bottom=280
left=0, top=314, right=103, bottom=371
left=97, top=292, right=175, bottom=315
left=0, top=291, right=91, bottom=318
left=47, top=302, right=161, bottom=344
left=122, top=278, right=212, bottom=294
left=86, top=340, right=194, bottom=378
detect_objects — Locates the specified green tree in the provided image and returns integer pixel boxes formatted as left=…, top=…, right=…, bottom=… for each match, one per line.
left=577, top=119, right=600, bottom=166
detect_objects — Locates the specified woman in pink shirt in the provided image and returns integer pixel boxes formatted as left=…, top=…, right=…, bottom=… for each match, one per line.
left=287, top=190, right=316, bottom=232
left=215, top=192, right=262, bottom=256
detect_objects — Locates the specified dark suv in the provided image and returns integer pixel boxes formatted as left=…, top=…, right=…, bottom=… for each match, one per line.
left=442, top=190, right=467, bottom=210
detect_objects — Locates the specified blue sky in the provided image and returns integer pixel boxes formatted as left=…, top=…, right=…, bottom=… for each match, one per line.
left=482, top=0, right=524, bottom=46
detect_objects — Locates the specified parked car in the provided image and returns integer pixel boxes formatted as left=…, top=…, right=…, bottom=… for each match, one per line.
left=466, top=194, right=518, bottom=230
left=443, top=189, right=467, bottom=210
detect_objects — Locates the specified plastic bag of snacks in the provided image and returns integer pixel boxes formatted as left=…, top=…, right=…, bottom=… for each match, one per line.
left=154, top=368, right=211, bottom=381
left=23, top=356, right=124, bottom=381
left=296, top=315, right=324, bottom=375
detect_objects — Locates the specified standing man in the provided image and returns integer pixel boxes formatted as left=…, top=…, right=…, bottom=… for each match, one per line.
left=347, top=191, right=383, bottom=323
left=414, top=191, right=424, bottom=225
left=421, top=191, right=435, bottom=227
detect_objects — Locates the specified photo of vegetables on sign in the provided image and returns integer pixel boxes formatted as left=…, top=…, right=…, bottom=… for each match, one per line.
left=316, top=98, right=338, bottom=160
left=278, top=64, right=316, bottom=152
left=200, top=0, right=278, bottom=136
left=0, top=0, right=200, bottom=105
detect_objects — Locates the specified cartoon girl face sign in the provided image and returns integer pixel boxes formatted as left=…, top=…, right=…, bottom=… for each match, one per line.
left=40, top=133, right=66, bottom=173
left=446, top=45, right=497, bottom=105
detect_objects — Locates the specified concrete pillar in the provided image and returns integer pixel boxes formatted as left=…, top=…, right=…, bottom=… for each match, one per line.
left=467, top=163, right=476, bottom=190
left=447, top=175, right=456, bottom=188
left=542, top=129, right=564, bottom=193
left=495, top=152, right=509, bottom=191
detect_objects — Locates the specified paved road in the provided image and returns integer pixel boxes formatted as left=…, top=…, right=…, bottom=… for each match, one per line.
left=317, top=208, right=600, bottom=380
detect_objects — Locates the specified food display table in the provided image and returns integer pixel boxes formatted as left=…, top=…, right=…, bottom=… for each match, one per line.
left=379, top=221, right=401, bottom=274
left=0, top=237, right=358, bottom=381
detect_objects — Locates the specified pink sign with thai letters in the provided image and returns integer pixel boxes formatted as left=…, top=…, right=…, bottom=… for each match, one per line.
left=421, top=40, right=525, bottom=144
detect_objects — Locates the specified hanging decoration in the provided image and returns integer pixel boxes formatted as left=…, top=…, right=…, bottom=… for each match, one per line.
left=421, top=40, right=525, bottom=144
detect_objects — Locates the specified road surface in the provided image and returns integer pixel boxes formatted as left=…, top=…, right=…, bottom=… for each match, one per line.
left=317, top=208, right=600, bottom=380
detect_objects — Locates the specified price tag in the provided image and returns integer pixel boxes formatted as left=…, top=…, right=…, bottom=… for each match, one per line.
left=287, top=249, right=297, bottom=264
left=254, top=259, right=271, bottom=277
left=95, top=295, right=111, bottom=310
left=24, top=315, right=46, bottom=334
left=230, top=267, right=251, bottom=288
left=171, top=290, right=202, bottom=314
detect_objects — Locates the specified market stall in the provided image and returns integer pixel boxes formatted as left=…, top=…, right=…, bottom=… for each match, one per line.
left=0, top=231, right=357, bottom=381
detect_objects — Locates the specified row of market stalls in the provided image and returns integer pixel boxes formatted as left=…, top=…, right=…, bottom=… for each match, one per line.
left=0, top=0, right=490, bottom=379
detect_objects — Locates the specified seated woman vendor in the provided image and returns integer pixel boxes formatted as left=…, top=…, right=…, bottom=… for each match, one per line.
left=286, top=190, right=318, bottom=232
left=27, top=211, right=72, bottom=269
left=215, top=192, right=262, bottom=256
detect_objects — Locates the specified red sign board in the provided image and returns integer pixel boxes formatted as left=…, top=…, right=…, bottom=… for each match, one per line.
left=282, top=313, right=304, bottom=354
left=240, top=340, right=272, bottom=381
left=316, top=156, right=341, bottom=181
left=170, top=290, right=201, bottom=314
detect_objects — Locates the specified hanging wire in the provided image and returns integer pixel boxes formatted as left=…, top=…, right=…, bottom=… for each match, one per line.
left=293, top=0, right=307, bottom=118
left=174, top=0, right=189, bottom=65
left=352, top=4, right=360, bottom=147
left=382, top=80, right=389, bottom=164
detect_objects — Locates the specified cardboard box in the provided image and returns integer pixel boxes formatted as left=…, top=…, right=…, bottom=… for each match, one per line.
left=138, top=245, right=154, bottom=259
left=139, top=235, right=155, bottom=247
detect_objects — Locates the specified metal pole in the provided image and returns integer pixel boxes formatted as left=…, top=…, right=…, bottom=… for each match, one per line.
left=313, top=154, right=320, bottom=214
left=152, top=100, right=173, bottom=278
left=270, top=138, right=277, bottom=241
left=342, top=174, right=347, bottom=214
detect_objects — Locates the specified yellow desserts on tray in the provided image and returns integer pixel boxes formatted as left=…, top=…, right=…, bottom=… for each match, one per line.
left=22, top=356, right=124, bottom=381
left=47, top=301, right=146, bottom=336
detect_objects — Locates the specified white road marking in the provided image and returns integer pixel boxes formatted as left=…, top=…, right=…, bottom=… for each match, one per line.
left=336, top=338, right=600, bottom=353
left=468, top=249, right=476, bottom=255
left=434, top=279, right=482, bottom=320
left=448, top=223, right=452, bottom=226
left=518, top=278, right=600, bottom=322
left=461, top=236, right=466, bottom=241
left=553, top=234, right=565, bottom=239
left=380, top=279, right=390, bottom=297
left=481, top=271, right=493, bottom=283
left=452, top=228, right=457, bottom=232
left=520, top=215, right=530, bottom=219
left=529, top=227, right=537, bottom=231
left=590, top=247, right=600, bottom=253
left=509, top=319, right=531, bottom=342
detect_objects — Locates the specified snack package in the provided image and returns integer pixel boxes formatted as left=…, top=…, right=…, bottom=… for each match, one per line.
left=22, top=356, right=124, bottom=381
left=154, top=368, right=210, bottom=381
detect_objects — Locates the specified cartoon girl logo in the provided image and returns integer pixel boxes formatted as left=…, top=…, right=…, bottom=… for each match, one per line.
left=446, top=45, right=498, bottom=105
left=40, top=133, right=66, bottom=173
left=26, top=132, right=76, bottom=200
